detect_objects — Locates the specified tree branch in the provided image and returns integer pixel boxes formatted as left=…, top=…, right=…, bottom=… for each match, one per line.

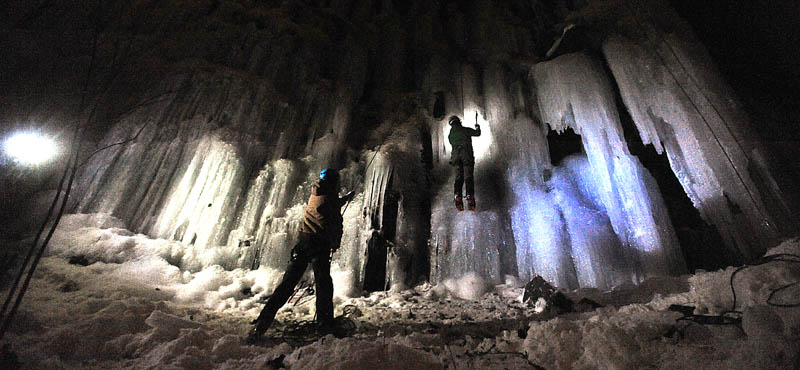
left=79, top=119, right=150, bottom=168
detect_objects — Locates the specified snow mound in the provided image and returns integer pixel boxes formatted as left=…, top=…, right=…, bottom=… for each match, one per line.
left=48, top=214, right=245, bottom=271
left=44, top=213, right=366, bottom=314
left=678, top=238, right=800, bottom=315
left=524, top=239, right=800, bottom=370
left=285, top=336, right=442, bottom=370
left=103, top=310, right=291, bottom=369
left=525, top=310, right=675, bottom=369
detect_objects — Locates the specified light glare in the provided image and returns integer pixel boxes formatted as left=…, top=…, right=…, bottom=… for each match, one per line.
left=442, top=109, right=494, bottom=163
left=4, top=132, right=58, bottom=165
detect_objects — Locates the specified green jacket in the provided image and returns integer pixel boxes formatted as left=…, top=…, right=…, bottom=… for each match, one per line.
left=448, top=124, right=481, bottom=151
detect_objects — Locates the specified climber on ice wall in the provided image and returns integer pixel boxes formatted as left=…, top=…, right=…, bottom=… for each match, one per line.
left=248, top=168, right=355, bottom=343
left=448, top=113, right=481, bottom=211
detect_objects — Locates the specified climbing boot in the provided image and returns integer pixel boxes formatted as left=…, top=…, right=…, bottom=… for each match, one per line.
left=466, top=195, right=476, bottom=211
left=454, top=194, right=464, bottom=211
left=245, top=317, right=271, bottom=344
left=245, top=326, right=265, bottom=344
left=317, top=321, right=347, bottom=338
left=319, top=316, right=356, bottom=338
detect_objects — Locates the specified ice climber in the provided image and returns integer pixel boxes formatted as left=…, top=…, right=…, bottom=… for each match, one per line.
left=248, top=168, right=355, bottom=342
left=448, top=114, right=481, bottom=211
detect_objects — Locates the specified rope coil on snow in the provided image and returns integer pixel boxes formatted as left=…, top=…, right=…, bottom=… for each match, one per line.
left=666, top=251, right=800, bottom=336
left=728, top=253, right=800, bottom=312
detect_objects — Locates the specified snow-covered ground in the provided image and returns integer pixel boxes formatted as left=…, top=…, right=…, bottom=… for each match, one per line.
left=3, top=214, right=799, bottom=369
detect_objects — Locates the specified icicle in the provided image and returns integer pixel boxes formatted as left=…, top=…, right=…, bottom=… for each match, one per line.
left=529, top=52, right=686, bottom=287
left=603, top=33, right=784, bottom=259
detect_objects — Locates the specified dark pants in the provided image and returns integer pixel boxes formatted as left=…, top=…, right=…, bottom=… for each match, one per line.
left=452, top=146, right=475, bottom=197
left=253, top=234, right=334, bottom=333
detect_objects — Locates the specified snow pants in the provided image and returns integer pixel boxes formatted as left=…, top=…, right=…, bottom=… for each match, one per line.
left=451, top=146, right=475, bottom=197
left=253, top=233, right=334, bottom=333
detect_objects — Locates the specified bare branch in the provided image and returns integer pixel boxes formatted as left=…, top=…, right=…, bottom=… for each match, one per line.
left=79, top=119, right=151, bottom=168
left=109, top=89, right=178, bottom=124
left=77, top=87, right=178, bottom=167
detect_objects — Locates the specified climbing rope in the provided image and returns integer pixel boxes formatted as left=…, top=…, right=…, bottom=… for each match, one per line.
left=460, top=60, right=465, bottom=116
left=726, top=252, right=800, bottom=312
left=268, top=304, right=359, bottom=346
left=667, top=250, right=800, bottom=338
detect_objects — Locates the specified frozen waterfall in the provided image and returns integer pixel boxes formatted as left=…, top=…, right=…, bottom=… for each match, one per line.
left=45, top=0, right=794, bottom=295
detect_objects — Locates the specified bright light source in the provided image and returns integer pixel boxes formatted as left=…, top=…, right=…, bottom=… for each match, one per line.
left=4, top=132, right=58, bottom=165
left=442, top=109, right=494, bottom=163
left=469, top=111, right=492, bottom=162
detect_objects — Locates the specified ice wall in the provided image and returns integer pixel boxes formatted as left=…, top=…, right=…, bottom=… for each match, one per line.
left=428, top=61, right=520, bottom=286
left=226, top=159, right=308, bottom=270
left=601, top=1, right=794, bottom=260
left=15, top=0, right=792, bottom=296
left=529, top=53, right=686, bottom=286
left=152, top=135, right=247, bottom=249
left=425, top=52, right=686, bottom=290
left=70, top=37, right=370, bottom=281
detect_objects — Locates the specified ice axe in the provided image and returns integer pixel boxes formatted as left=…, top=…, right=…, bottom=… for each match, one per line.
left=471, top=111, right=482, bottom=137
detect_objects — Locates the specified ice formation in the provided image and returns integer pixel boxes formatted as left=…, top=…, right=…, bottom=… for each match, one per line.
left=3, top=0, right=796, bottom=300
left=65, top=13, right=788, bottom=293
left=528, top=52, right=686, bottom=287
left=603, top=31, right=789, bottom=260
left=3, top=1, right=798, bottom=368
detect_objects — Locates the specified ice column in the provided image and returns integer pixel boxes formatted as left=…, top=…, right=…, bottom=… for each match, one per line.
left=509, top=177, right=577, bottom=289
left=153, top=134, right=247, bottom=250
left=227, top=159, right=308, bottom=269
left=533, top=52, right=685, bottom=281
left=430, top=197, right=504, bottom=284
left=429, top=63, right=510, bottom=285
left=603, top=31, right=786, bottom=260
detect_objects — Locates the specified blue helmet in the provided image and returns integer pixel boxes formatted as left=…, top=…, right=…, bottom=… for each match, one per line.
left=319, top=168, right=339, bottom=182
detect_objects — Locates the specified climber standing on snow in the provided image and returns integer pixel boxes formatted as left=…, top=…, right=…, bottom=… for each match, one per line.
left=448, top=113, right=481, bottom=211
left=248, top=168, right=355, bottom=342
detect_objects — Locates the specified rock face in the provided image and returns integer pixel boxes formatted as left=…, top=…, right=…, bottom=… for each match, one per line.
left=1, top=0, right=795, bottom=292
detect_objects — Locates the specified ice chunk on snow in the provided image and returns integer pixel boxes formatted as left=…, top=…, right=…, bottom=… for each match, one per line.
left=144, top=310, right=201, bottom=333
left=442, top=272, right=491, bottom=300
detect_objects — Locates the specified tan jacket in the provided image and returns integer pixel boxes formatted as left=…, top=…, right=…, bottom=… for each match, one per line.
left=301, top=180, right=348, bottom=248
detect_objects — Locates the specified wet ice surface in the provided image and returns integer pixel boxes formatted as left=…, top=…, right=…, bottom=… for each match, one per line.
left=4, top=215, right=799, bottom=369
